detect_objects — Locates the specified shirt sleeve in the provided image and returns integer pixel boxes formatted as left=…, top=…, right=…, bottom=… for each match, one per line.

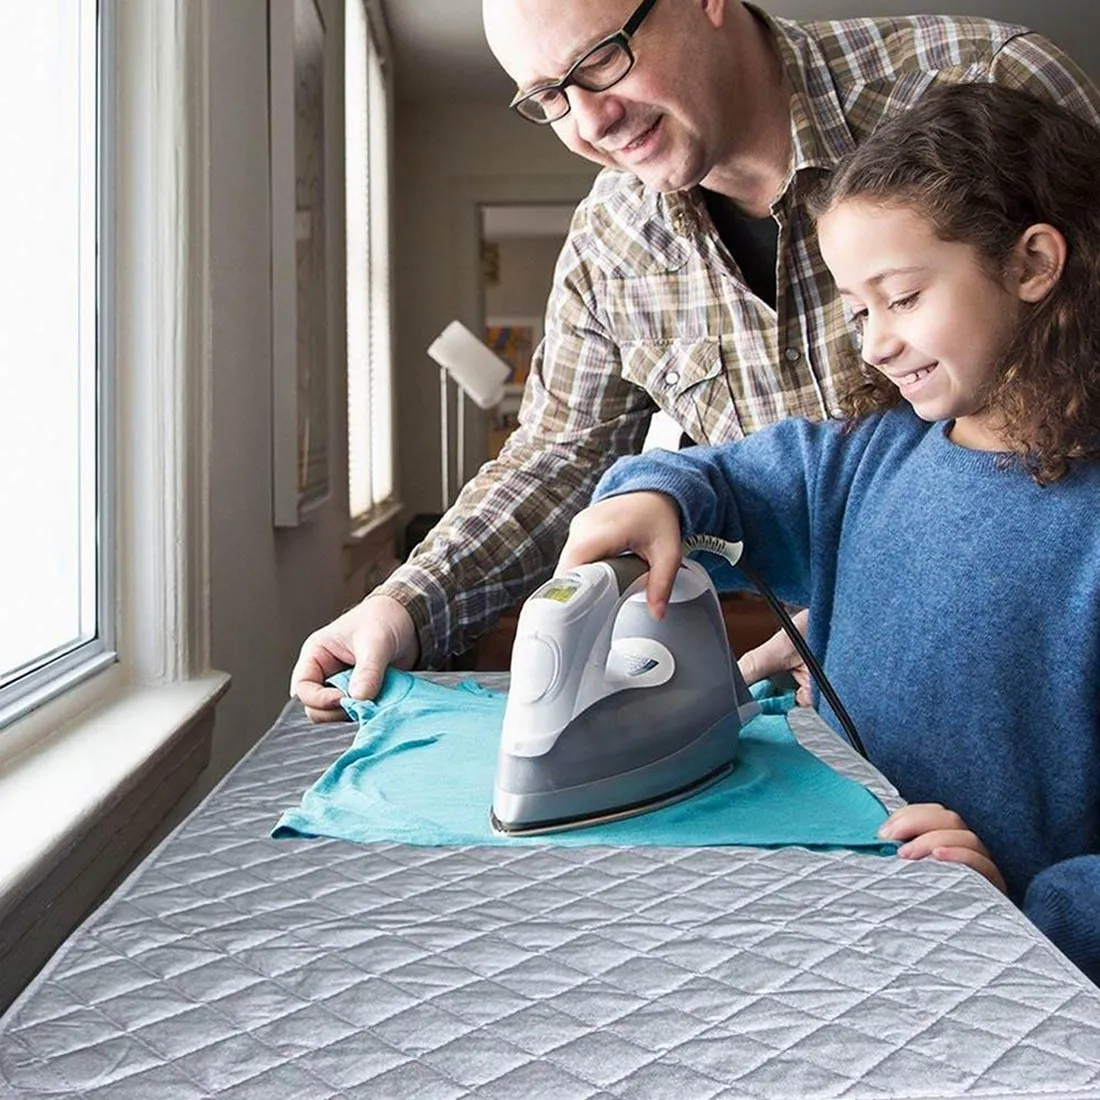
left=990, top=31, right=1100, bottom=127
left=592, top=417, right=868, bottom=609
left=374, top=203, right=656, bottom=667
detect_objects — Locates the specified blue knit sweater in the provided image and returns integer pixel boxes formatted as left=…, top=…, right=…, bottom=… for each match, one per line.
left=595, top=408, right=1100, bottom=984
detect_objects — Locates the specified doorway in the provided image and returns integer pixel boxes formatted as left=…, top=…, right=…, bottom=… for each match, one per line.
left=478, top=202, right=574, bottom=458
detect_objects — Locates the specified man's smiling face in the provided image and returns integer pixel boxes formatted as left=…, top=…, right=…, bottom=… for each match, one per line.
left=483, top=0, right=740, bottom=194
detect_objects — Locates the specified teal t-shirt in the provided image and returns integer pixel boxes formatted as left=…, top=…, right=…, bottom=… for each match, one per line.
left=274, top=670, right=891, bottom=851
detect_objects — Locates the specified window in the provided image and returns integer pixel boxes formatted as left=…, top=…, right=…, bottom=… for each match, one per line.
left=0, top=1, right=112, bottom=730
left=346, top=0, right=395, bottom=523
left=0, top=1, right=221, bottom=992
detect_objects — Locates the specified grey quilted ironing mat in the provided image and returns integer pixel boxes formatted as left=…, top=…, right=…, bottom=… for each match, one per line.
left=2, top=674, right=1099, bottom=1099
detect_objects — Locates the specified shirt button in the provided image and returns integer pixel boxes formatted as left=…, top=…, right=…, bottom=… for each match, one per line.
left=784, top=347, right=801, bottom=362
left=664, top=370, right=680, bottom=386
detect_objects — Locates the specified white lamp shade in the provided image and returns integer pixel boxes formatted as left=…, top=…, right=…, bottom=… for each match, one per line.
left=428, top=321, right=511, bottom=410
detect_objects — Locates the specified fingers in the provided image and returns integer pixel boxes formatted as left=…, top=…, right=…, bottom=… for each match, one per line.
left=896, top=833, right=1006, bottom=893
left=793, top=667, right=813, bottom=708
left=557, top=508, right=632, bottom=573
left=736, top=608, right=809, bottom=687
left=644, top=555, right=680, bottom=620
left=879, top=803, right=966, bottom=841
left=736, top=630, right=782, bottom=686
left=289, top=645, right=352, bottom=702
left=738, top=627, right=801, bottom=686
left=288, top=596, right=420, bottom=719
left=879, top=803, right=1006, bottom=894
left=303, top=700, right=355, bottom=723
left=559, top=493, right=681, bottom=569
left=924, top=847, right=1007, bottom=894
left=895, top=828, right=986, bottom=860
left=293, top=663, right=353, bottom=722
left=348, top=656, right=387, bottom=702
left=293, top=671, right=354, bottom=723
left=559, top=493, right=684, bottom=618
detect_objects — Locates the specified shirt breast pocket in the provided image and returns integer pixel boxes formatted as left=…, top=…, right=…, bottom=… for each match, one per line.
left=620, top=337, right=745, bottom=446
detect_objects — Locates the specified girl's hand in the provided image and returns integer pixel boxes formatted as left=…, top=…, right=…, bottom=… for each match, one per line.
left=558, top=492, right=683, bottom=619
left=879, top=803, right=1007, bottom=893
left=737, top=608, right=813, bottom=705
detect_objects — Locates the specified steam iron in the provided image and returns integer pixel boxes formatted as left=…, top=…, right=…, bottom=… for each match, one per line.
left=490, top=553, right=760, bottom=836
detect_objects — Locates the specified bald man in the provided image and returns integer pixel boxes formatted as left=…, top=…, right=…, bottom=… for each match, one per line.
left=292, top=0, right=1100, bottom=720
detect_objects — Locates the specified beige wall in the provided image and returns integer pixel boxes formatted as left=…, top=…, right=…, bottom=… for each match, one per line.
left=170, top=0, right=360, bottom=816
left=392, top=103, right=598, bottom=527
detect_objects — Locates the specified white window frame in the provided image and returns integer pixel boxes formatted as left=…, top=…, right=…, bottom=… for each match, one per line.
left=0, top=0, right=228, bottom=955
left=0, top=2, right=114, bottom=732
left=346, top=0, right=397, bottom=533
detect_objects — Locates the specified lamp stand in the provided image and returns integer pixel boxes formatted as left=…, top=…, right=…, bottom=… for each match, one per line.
left=439, top=366, right=470, bottom=512
left=439, top=365, right=450, bottom=512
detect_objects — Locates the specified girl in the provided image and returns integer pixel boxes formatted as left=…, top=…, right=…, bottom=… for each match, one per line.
left=558, top=83, right=1100, bottom=984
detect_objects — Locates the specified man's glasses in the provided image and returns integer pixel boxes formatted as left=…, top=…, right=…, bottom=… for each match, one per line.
left=510, top=0, right=659, bottom=125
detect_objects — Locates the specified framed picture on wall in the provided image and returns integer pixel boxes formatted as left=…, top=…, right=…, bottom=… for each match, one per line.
left=484, top=316, right=542, bottom=393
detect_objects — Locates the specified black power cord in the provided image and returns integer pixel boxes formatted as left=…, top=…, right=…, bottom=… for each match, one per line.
left=734, top=558, right=868, bottom=759
left=682, top=536, right=867, bottom=759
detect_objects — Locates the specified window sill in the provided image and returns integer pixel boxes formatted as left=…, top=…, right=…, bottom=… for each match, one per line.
left=0, top=670, right=230, bottom=1010
left=346, top=498, right=403, bottom=546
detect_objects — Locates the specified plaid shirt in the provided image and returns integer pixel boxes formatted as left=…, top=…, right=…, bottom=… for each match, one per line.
left=379, top=10, right=1100, bottom=666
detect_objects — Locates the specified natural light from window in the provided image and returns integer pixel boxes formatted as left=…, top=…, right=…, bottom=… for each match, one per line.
left=0, top=2, right=105, bottom=713
left=346, top=0, right=394, bottom=522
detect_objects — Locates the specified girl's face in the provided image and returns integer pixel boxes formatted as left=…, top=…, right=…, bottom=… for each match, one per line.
left=818, top=199, right=1022, bottom=450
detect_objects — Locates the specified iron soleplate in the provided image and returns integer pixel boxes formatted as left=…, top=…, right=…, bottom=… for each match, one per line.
left=489, top=758, right=736, bottom=837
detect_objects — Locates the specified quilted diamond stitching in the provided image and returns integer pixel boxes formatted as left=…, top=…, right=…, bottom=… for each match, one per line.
left=2, top=693, right=1100, bottom=1100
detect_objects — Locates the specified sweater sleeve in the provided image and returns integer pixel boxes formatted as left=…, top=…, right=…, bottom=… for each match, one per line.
left=593, top=416, right=868, bottom=608
left=1023, top=856, right=1100, bottom=987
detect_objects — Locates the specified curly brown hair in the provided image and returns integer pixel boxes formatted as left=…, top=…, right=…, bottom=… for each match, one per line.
left=814, top=82, right=1100, bottom=484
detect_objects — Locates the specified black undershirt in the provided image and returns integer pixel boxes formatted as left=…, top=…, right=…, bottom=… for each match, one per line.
left=701, top=188, right=779, bottom=310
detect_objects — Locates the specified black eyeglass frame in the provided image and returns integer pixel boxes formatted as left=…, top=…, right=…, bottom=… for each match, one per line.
left=509, top=0, right=660, bottom=124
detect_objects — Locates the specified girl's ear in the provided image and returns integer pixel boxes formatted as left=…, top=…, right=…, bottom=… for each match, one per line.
left=1014, top=223, right=1067, bottom=303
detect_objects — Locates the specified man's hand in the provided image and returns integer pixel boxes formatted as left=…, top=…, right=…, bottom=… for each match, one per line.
left=289, top=594, right=419, bottom=723
left=558, top=492, right=683, bottom=619
left=879, top=803, right=1007, bottom=893
left=737, top=608, right=812, bottom=706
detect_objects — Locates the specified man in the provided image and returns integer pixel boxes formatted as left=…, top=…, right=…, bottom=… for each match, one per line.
left=292, top=0, right=1100, bottom=720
